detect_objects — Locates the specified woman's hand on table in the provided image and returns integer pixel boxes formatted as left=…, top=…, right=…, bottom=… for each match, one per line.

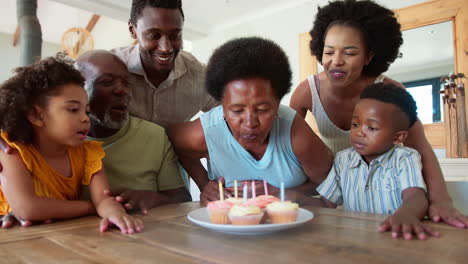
left=378, top=211, right=440, bottom=240
left=200, top=177, right=234, bottom=205
left=429, top=200, right=468, bottom=228
left=104, top=188, right=156, bottom=215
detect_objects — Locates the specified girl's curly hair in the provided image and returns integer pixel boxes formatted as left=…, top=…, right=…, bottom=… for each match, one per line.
left=0, top=53, right=85, bottom=144
left=310, top=0, right=403, bottom=77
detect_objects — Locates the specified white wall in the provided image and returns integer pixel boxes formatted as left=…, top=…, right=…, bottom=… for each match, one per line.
left=191, top=0, right=429, bottom=105
left=0, top=32, right=62, bottom=83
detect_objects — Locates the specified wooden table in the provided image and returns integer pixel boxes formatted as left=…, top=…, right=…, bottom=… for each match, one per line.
left=0, top=202, right=466, bottom=264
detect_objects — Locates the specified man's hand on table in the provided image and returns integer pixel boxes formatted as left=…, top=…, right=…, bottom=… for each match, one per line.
left=104, top=188, right=158, bottom=215
left=378, top=211, right=440, bottom=240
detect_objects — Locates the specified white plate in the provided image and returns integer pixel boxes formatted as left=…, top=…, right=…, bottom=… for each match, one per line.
left=187, top=208, right=314, bottom=235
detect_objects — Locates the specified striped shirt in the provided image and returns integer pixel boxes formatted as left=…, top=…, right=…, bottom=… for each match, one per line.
left=317, top=145, right=426, bottom=215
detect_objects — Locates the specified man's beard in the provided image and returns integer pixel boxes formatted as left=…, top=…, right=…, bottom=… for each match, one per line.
left=90, top=110, right=128, bottom=130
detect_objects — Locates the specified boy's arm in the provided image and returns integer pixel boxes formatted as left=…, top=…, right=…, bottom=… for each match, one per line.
left=88, top=169, right=143, bottom=234
left=0, top=149, right=94, bottom=221
left=378, top=187, right=439, bottom=240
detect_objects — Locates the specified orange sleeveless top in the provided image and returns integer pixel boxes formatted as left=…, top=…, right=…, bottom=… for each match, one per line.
left=0, top=133, right=105, bottom=215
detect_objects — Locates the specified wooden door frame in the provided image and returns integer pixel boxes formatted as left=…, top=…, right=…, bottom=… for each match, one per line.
left=298, top=0, right=468, bottom=153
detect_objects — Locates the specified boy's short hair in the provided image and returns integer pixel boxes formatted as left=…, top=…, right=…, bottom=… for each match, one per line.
left=360, top=83, right=418, bottom=128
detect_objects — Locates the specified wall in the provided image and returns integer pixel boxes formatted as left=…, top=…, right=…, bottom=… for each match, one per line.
left=0, top=32, right=61, bottom=83
left=191, top=0, right=429, bottom=104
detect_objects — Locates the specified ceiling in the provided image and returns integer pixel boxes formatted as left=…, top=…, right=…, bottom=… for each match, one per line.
left=49, top=0, right=315, bottom=40
left=0, top=0, right=452, bottom=77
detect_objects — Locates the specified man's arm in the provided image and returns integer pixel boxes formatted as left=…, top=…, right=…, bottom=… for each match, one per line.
left=107, top=187, right=191, bottom=214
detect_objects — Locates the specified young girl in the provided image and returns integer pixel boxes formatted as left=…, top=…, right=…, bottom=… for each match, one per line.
left=0, top=54, right=143, bottom=234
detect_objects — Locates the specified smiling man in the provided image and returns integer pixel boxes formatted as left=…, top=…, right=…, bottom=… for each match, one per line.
left=112, top=0, right=218, bottom=128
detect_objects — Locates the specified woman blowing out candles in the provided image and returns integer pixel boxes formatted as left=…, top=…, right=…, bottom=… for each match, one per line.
left=167, top=37, right=333, bottom=205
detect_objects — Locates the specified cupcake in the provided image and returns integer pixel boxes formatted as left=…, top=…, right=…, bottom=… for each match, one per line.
left=225, top=197, right=244, bottom=205
left=256, top=195, right=280, bottom=205
left=207, top=200, right=234, bottom=224
left=247, top=197, right=275, bottom=223
left=228, top=204, right=264, bottom=225
left=266, top=201, right=299, bottom=224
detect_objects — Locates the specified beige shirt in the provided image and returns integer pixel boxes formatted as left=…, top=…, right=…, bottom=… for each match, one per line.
left=112, top=45, right=219, bottom=127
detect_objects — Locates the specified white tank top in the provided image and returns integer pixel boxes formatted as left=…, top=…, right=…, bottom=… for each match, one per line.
left=308, top=74, right=385, bottom=153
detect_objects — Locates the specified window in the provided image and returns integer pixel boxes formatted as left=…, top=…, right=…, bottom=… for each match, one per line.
left=403, top=77, right=443, bottom=124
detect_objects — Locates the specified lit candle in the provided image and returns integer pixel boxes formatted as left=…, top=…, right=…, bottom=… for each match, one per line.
left=234, top=180, right=238, bottom=198
left=280, top=182, right=285, bottom=202
left=218, top=180, right=223, bottom=201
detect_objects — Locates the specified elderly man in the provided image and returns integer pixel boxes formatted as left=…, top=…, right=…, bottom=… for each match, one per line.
left=0, top=50, right=190, bottom=227
left=75, top=50, right=191, bottom=213
left=112, top=0, right=218, bottom=128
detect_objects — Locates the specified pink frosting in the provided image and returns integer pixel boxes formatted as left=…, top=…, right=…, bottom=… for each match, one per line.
left=207, top=200, right=234, bottom=210
left=256, top=195, right=280, bottom=203
left=247, top=195, right=280, bottom=209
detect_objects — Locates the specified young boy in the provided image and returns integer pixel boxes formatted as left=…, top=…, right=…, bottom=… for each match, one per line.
left=314, top=83, right=439, bottom=240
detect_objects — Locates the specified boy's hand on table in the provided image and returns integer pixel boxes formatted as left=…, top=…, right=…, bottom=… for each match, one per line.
left=378, top=210, right=440, bottom=240
left=429, top=200, right=468, bottom=228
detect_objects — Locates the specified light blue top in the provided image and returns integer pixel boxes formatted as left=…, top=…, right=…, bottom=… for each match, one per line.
left=317, top=145, right=426, bottom=215
left=200, top=105, right=308, bottom=188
